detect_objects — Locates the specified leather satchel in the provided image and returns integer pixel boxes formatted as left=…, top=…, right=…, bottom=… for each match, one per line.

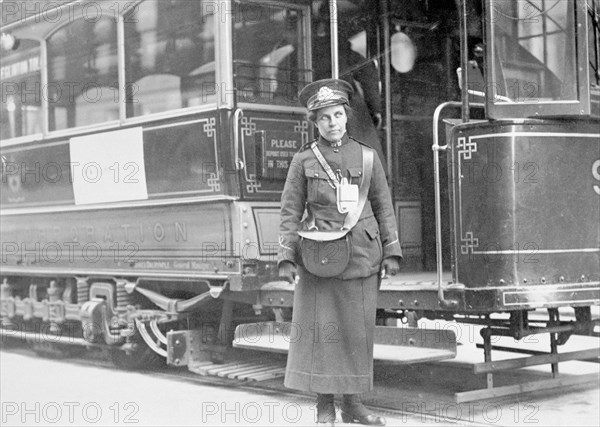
left=298, top=144, right=374, bottom=277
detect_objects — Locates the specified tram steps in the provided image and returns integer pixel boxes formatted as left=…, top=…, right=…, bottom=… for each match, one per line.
left=232, top=322, right=457, bottom=364
left=188, top=359, right=286, bottom=382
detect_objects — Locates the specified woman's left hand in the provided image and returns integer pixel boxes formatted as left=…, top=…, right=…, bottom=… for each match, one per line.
left=380, top=257, right=400, bottom=278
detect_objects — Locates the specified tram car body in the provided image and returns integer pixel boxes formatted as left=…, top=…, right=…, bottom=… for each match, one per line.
left=1, top=0, right=599, bottom=384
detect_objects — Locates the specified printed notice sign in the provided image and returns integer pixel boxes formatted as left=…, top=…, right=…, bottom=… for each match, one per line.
left=256, top=130, right=300, bottom=180
left=69, top=127, right=148, bottom=205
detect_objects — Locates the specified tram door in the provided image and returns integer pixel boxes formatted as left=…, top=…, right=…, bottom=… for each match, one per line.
left=385, top=1, right=471, bottom=272
left=313, top=0, right=464, bottom=271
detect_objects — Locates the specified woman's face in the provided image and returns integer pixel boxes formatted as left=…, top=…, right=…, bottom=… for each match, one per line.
left=314, top=104, right=347, bottom=142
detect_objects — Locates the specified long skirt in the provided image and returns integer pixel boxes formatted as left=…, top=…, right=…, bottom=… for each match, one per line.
left=284, top=268, right=379, bottom=394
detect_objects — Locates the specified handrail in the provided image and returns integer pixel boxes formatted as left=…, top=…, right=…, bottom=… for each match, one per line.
left=432, top=101, right=483, bottom=309
left=233, top=108, right=245, bottom=170
left=432, top=102, right=458, bottom=309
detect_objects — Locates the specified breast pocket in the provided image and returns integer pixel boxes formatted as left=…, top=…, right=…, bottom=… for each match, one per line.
left=305, top=168, right=333, bottom=204
left=347, top=167, right=362, bottom=185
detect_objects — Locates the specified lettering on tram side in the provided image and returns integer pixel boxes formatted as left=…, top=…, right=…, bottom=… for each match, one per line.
left=0, top=220, right=276, bottom=269
left=10, top=222, right=189, bottom=245
left=593, top=159, right=600, bottom=196
left=0, top=221, right=189, bottom=266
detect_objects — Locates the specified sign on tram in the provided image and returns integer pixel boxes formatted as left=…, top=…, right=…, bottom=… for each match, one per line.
left=255, top=130, right=300, bottom=180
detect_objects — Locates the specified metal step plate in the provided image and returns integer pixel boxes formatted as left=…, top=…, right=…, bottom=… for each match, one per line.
left=233, top=322, right=457, bottom=364
left=188, top=359, right=286, bottom=381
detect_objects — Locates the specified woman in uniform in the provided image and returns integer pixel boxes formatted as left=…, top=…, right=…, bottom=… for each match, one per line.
left=278, top=79, right=402, bottom=425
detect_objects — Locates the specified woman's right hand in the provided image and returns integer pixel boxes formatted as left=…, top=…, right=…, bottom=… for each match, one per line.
left=278, top=261, right=298, bottom=284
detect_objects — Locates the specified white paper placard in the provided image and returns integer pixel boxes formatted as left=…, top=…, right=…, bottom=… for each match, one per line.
left=69, top=127, right=148, bottom=205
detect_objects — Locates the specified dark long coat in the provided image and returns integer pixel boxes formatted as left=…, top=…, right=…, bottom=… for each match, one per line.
left=278, top=133, right=402, bottom=393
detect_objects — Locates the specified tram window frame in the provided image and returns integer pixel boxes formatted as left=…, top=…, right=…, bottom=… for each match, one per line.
left=231, top=0, right=312, bottom=108
left=0, top=0, right=224, bottom=146
left=123, top=0, right=218, bottom=119
left=0, top=38, right=43, bottom=141
left=484, top=0, right=591, bottom=118
left=46, top=15, right=120, bottom=132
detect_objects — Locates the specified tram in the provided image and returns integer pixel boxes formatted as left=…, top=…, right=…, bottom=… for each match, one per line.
left=1, top=0, right=599, bottom=401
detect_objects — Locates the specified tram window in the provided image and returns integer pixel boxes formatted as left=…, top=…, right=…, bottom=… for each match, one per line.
left=47, top=18, right=119, bottom=131
left=489, top=0, right=578, bottom=103
left=124, top=0, right=216, bottom=116
left=0, top=39, right=42, bottom=140
left=233, top=2, right=308, bottom=105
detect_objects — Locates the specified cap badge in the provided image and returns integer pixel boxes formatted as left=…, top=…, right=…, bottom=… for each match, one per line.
left=317, top=86, right=335, bottom=101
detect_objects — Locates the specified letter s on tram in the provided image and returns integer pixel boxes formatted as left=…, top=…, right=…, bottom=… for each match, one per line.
left=593, top=159, right=600, bottom=195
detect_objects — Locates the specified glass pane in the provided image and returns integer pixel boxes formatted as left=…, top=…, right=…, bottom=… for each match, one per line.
left=233, top=1, right=308, bottom=105
left=0, top=39, right=43, bottom=140
left=47, top=18, right=119, bottom=130
left=124, top=0, right=216, bottom=117
left=490, top=0, right=577, bottom=103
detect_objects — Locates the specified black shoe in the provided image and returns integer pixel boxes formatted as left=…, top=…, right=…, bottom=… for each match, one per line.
left=340, top=410, right=386, bottom=426
left=340, top=395, right=385, bottom=426
left=316, top=394, right=336, bottom=424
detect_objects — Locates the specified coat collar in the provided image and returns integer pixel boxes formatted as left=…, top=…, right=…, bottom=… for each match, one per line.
left=318, top=132, right=349, bottom=148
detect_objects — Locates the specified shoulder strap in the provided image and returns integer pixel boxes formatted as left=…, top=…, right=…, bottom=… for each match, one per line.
left=304, top=145, right=374, bottom=232
left=342, top=146, right=374, bottom=230
left=310, top=142, right=338, bottom=189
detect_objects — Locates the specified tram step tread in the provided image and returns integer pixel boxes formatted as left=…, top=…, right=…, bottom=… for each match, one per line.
left=187, top=359, right=286, bottom=381
left=233, top=322, right=457, bottom=364
left=249, top=368, right=287, bottom=382
left=233, top=334, right=455, bottom=363
left=188, top=362, right=215, bottom=375
left=202, top=360, right=263, bottom=375
left=215, top=362, right=273, bottom=377
left=231, top=364, right=285, bottom=380
left=374, top=344, right=456, bottom=363
left=239, top=367, right=287, bottom=382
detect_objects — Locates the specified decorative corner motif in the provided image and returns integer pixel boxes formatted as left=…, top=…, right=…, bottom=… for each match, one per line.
left=294, top=120, right=308, bottom=133
left=246, top=174, right=261, bottom=193
left=240, top=116, right=257, bottom=136
left=460, top=231, right=479, bottom=255
left=295, top=120, right=309, bottom=144
left=457, top=136, right=477, bottom=161
left=203, top=117, right=216, bottom=137
left=207, top=173, right=221, bottom=192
